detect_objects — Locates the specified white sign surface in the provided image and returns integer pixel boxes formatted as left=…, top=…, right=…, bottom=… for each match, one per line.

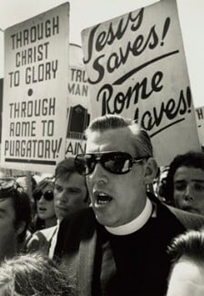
left=82, top=0, right=200, bottom=165
left=65, top=44, right=91, bottom=158
left=195, top=107, right=204, bottom=149
left=1, top=3, right=69, bottom=173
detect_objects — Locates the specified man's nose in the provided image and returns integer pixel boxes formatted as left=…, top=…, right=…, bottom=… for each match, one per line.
left=58, top=191, right=69, bottom=203
left=91, top=163, right=108, bottom=184
left=38, top=196, right=44, bottom=203
left=184, top=186, right=194, bottom=202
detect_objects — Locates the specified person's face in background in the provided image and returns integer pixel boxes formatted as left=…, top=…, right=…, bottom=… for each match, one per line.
left=36, top=183, right=56, bottom=223
left=173, top=166, right=204, bottom=216
left=166, top=256, right=204, bottom=296
left=86, top=127, right=156, bottom=227
left=155, top=166, right=169, bottom=198
left=54, top=173, right=88, bottom=222
left=0, top=198, right=18, bottom=261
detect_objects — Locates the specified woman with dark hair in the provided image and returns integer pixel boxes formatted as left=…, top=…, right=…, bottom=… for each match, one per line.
left=0, top=253, right=74, bottom=296
left=31, top=177, right=57, bottom=232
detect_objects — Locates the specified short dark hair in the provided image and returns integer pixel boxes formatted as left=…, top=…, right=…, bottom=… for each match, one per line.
left=163, top=151, right=204, bottom=205
left=55, top=157, right=78, bottom=182
left=0, top=181, right=32, bottom=243
left=0, top=253, right=74, bottom=295
left=55, top=157, right=89, bottom=202
left=167, top=229, right=204, bottom=267
left=85, top=114, right=153, bottom=158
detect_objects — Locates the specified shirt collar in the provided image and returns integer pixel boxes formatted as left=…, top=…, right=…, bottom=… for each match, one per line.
left=105, top=198, right=153, bottom=236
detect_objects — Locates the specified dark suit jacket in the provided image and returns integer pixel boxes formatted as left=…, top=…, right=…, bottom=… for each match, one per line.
left=55, top=193, right=204, bottom=296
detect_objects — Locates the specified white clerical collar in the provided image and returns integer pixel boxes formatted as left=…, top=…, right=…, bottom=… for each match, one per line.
left=105, top=198, right=153, bottom=235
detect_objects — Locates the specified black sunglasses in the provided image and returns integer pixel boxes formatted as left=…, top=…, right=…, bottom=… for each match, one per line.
left=75, top=151, right=148, bottom=176
left=33, top=190, right=54, bottom=202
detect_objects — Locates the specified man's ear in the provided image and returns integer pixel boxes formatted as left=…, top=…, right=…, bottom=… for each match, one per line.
left=144, top=157, right=158, bottom=185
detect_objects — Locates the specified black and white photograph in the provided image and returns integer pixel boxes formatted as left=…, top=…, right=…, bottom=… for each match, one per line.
left=0, top=0, right=204, bottom=295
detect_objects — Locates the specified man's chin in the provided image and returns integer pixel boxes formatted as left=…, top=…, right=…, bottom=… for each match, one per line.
left=56, top=208, right=69, bottom=221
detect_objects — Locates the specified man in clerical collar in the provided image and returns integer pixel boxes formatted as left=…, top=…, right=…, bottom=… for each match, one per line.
left=55, top=114, right=204, bottom=296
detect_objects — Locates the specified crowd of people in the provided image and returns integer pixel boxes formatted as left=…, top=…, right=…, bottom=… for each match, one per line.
left=0, top=114, right=204, bottom=295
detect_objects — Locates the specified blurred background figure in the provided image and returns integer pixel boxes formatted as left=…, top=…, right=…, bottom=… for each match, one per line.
left=0, top=178, right=31, bottom=261
left=31, top=177, right=57, bottom=232
left=153, top=165, right=169, bottom=203
left=27, top=157, right=89, bottom=258
left=16, top=175, right=37, bottom=196
left=54, top=157, right=89, bottom=222
left=167, top=229, right=204, bottom=296
left=0, top=253, right=74, bottom=296
left=163, top=151, right=204, bottom=215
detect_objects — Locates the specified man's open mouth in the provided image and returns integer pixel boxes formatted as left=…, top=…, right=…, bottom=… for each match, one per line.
left=94, top=192, right=113, bottom=205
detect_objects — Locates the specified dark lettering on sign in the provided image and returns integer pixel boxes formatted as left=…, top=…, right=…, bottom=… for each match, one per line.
left=84, top=9, right=144, bottom=63
left=4, top=138, right=62, bottom=159
left=10, top=16, right=59, bottom=50
left=134, top=86, right=192, bottom=137
left=65, top=141, right=87, bottom=155
left=70, top=69, right=88, bottom=82
left=113, top=50, right=178, bottom=85
left=25, top=60, right=58, bottom=84
left=97, top=71, right=163, bottom=115
left=9, top=97, right=56, bottom=118
left=196, top=108, right=204, bottom=120
left=10, top=121, right=36, bottom=137
left=83, top=7, right=171, bottom=84
left=68, top=83, right=88, bottom=96
left=16, top=42, right=49, bottom=67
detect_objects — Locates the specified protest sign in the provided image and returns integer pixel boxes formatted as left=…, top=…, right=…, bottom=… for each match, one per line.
left=1, top=3, right=69, bottom=173
left=0, top=78, right=3, bottom=144
left=81, top=0, right=200, bottom=166
left=195, top=106, right=204, bottom=149
left=65, top=43, right=91, bottom=157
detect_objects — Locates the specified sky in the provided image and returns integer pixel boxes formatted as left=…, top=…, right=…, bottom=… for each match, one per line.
left=0, top=0, right=203, bottom=108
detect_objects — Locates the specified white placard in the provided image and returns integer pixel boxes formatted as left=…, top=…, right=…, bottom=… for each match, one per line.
left=195, top=107, right=204, bottom=149
left=65, top=44, right=91, bottom=157
left=81, top=0, right=200, bottom=165
left=1, top=3, right=70, bottom=173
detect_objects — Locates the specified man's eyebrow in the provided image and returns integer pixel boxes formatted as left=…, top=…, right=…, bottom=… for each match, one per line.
left=174, top=180, right=204, bottom=183
left=192, top=179, right=204, bottom=183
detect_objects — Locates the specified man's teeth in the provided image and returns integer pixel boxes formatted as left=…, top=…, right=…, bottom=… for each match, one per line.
left=97, top=193, right=112, bottom=204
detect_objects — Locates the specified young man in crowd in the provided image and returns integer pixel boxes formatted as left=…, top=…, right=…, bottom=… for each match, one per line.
left=0, top=178, right=31, bottom=262
left=54, top=114, right=204, bottom=296
left=163, top=151, right=204, bottom=215
left=27, top=157, right=89, bottom=257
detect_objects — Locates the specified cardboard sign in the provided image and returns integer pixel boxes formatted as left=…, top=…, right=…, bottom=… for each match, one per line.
left=81, top=0, right=200, bottom=165
left=195, top=107, right=204, bottom=149
left=65, top=44, right=91, bottom=157
left=1, top=3, right=69, bottom=173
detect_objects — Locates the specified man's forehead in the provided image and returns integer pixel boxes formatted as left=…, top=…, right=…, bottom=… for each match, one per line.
left=56, top=173, right=85, bottom=185
left=174, top=166, right=204, bottom=182
left=87, top=128, right=135, bottom=152
left=88, top=127, right=133, bottom=138
left=168, top=258, right=204, bottom=295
